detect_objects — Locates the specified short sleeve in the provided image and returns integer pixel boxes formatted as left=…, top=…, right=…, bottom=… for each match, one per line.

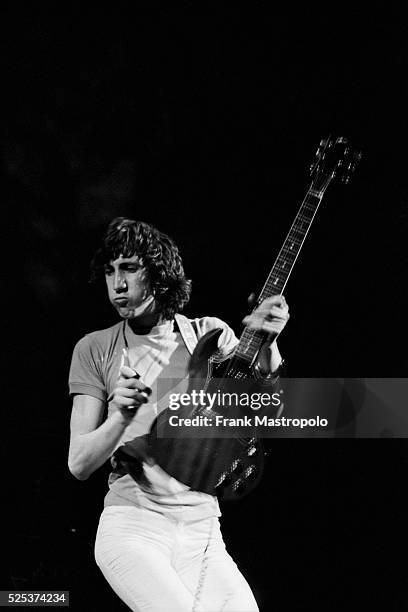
left=195, top=316, right=239, bottom=357
left=68, top=335, right=107, bottom=402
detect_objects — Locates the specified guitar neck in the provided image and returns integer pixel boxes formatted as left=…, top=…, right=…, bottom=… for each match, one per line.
left=234, top=185, right=327, bottom=366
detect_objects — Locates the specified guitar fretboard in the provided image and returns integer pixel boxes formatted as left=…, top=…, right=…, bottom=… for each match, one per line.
left=234, top=187, right=325, bottom=365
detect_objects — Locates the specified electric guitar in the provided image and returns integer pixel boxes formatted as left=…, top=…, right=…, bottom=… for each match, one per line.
left=114, top=136, right=362, bottom=500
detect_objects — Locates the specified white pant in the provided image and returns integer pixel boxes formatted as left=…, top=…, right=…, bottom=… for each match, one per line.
left=95, top=506, right=259, bottom=612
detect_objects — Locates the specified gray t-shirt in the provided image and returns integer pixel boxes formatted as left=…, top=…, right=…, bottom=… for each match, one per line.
left=69, top=316, right=238, bottom=520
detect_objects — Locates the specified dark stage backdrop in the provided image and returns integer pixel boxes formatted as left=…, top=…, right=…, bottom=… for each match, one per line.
left=2, top=5, right=408, bottom=611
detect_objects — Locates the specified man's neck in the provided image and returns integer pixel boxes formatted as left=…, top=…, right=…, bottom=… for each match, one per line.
left=126, top=313, right=166, bottom=335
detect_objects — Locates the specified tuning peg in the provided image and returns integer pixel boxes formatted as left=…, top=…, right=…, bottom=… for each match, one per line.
left=310, top=158, right=323, bottom=175
left=336, top=136, right=348, bottom=145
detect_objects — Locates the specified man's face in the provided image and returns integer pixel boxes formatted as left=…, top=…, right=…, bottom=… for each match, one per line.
left=105, top=255, right=156, bottom=319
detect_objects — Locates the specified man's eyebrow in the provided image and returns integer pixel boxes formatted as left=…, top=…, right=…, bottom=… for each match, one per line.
left=105, top=258, right=142, bottom=268
left=119, top=260, right=140, bottom=266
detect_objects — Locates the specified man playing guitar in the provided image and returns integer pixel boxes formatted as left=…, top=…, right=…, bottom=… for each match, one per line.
left=68, top=216, right=289, bottom=612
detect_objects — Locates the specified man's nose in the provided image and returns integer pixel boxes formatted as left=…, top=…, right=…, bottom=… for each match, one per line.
left=113, top=272, right=127, bottom=292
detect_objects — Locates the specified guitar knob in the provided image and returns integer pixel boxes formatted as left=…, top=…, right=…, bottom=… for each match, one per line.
left=244, top=465, right=257, bottom=480
left=215, top=471, right=228, bottom=488
left=247, top=445, right=258, bottom=457
left=232, top=480, right=246, bottom=496
left=231, top=460, right=244, bottom=475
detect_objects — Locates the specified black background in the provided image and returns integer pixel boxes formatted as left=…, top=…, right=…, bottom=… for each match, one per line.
left=3, top=4, right=408, bottom=611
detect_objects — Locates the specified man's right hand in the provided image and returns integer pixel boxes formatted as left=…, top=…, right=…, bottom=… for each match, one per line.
left=111, top=365, right=152, bottom=418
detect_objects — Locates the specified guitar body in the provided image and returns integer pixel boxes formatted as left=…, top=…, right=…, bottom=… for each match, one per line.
left=147, top=328, right=267, bottom=500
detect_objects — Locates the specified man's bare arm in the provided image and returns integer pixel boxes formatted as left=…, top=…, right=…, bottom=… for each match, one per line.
left=68, top=366, right=151, bottom=480
left=68, top=394, right=131, bottom=480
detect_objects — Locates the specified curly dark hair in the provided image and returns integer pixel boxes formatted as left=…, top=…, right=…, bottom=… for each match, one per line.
left=90, top=217, right=192, bottom=319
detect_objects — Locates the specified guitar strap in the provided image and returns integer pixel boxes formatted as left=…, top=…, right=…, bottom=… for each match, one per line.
left=174, top=313, right=199, bottom=355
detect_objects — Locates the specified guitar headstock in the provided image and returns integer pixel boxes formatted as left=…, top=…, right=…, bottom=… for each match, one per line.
left=310, top=136, right=362, bottom=193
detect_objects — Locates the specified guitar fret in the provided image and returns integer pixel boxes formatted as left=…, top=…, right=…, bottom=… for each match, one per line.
left=303, top=202, right=318, bottom=213
left=294, top=221, right=307, bottom=229
left=286, top=235, right=301, bottom=243
left=307, top=189, right=324, bottom=199
left=266, top=270, right=286, bottom=283
left=302, top=200, right=317, bottom=210
left=263, top=283, right=283, bottom=295
left=269, top=272, right=286, bottom=281
left=296, top=212, right=313, bottom=224
left=290, top=228, right=306, bottom=238
left=303, top=202, right=319, bottom=211
left=282, top=240, right=300, bottom=249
